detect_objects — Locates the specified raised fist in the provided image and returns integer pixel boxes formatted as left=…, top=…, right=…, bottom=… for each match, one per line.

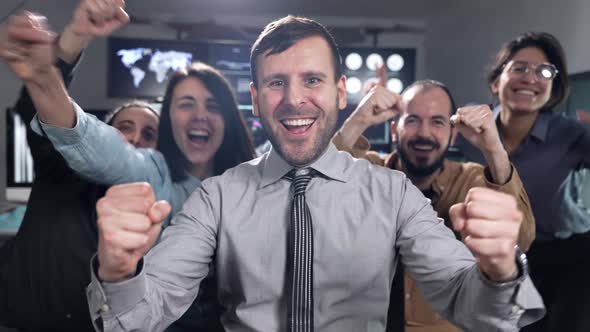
left=69, top=0, right=129, bottom=38
left=450, top=187, right=522, bottom=282
left=97, top=182, right=171, bottom=282
left=451, top=104, right=502, bottom=154
left=0, top=12, right=55, bottom=81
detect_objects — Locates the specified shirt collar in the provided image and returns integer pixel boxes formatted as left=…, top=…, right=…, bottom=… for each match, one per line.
left=494, top=105, right=550, bottom=143
left=259, top=143, right=349, bottom=189
left=529, top=111, right=551, bottom=142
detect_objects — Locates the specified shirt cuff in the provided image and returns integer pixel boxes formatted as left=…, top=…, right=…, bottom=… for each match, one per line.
left=514, top=277, right=546, bottom=328
left=56, top=51, right=83, bottom=78
left=483, top=163, right=516, bottom=189
left=475, top=270, right=545, bottom=329
left=87, top=255, right=147, bottom=325
left=30, top=101, right=88, bottom=145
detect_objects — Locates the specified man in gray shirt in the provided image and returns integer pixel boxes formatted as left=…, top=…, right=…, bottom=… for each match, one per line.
left=2, top=13, right=544, bottom=332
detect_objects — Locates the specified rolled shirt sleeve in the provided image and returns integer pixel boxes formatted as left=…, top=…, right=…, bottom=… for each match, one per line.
left=30, top=101, right=167, bottom=187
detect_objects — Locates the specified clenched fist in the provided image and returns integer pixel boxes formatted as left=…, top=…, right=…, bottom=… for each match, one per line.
left=450, top=187, right=522, bottom=282
left=69, top=0, right=129, bottom=38
left=56, top=0, right=129, bottom=63
left=353, top=85, right=401, bottom=128
left=97, top=182, right=171, bottom=282
left=0, top=12, right=55, bottom=81
left=451, top=104, right=503, bottom=154
left=336, top=64, right=400, bottom=151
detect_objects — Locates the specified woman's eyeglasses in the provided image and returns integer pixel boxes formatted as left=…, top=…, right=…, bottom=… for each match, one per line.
left=504, top=60, right=558, bottom=81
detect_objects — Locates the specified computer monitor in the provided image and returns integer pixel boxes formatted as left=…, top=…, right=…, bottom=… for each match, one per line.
left=108, top=37, right=209, bottom=99
left=209, top=42, right=252, bottom=105
left=108, top=37, right=253, bottom=104
left=5, top=108, right=32, bottom=189
left=5, top=108, right=109, bottom=198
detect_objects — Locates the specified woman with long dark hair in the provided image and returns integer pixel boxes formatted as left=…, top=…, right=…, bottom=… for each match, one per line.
left=159, top=63, right=256, bottom=182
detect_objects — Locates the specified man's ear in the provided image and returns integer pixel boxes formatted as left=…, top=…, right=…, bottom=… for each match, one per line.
left=250, top=82, right=259, bottom=117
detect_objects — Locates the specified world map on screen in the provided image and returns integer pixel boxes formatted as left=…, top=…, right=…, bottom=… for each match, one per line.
left=116, top=48, right=193, bottom=87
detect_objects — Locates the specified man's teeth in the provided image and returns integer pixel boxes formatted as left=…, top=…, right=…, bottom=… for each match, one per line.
left=516, top=90, right=536, bottom=96
left=282, top=118, right=314, bottom=127
left=413, top=145, right=434, bottom=150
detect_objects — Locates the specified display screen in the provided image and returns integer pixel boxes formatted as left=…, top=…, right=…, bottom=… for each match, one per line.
left=209, top=43, right=253, bottom=105
left=108, top=37, right=209, bottom=99
left=6, top=109, right=108, bottom=187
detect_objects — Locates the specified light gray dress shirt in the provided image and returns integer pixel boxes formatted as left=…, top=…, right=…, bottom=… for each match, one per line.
left=87, top=143, right=545, bottom=332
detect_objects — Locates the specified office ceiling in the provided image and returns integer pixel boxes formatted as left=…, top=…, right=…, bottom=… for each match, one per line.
left=125, top=0, right=462, bottom=21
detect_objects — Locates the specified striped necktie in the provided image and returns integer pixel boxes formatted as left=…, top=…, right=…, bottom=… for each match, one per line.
left=284, top=168, right=315, bottom=332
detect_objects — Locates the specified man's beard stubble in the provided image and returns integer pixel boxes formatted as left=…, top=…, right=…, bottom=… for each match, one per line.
left=397, top=135, right=450, bottom=178
left=257, top=98, right=339, bottom=167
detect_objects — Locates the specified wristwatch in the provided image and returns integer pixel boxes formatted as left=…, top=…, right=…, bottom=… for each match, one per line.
left=481, top=245, right=529, bottom=287
left=514, top=244, right=529, bottom=281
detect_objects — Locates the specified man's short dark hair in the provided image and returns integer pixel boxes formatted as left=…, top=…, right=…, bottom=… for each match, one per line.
left=250, top=15, right=342, bottom=87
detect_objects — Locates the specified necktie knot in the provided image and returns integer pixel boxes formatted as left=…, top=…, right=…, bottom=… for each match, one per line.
left=286, top=168, right=315, bottom=196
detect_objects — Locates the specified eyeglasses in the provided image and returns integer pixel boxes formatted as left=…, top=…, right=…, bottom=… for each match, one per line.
left=504, top=60, right=559, bottom=81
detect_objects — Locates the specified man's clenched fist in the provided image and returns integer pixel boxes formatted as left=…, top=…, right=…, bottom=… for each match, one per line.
left=97, top=182, right=171, bottom=282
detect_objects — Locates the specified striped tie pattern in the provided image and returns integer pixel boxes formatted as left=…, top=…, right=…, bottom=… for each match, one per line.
left=284, top=168, right=315, bottom=332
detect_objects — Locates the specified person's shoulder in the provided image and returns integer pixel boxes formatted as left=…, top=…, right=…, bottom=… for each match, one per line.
left=447, top=159, right=484, bottom=172
left=542, top=112, right=590, bottom=150
left=224, top=154, right=265, bottom=178
left=438, top=159, right=484, bottom=188
left=339, top=149, right=408, bottom=185
left=548, top=112, right=587, bottom=135
left=202, top=154, right=265, bottom=189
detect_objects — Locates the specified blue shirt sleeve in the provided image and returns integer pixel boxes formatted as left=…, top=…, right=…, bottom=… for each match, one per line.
left=30, top=101, right=169, bottom=188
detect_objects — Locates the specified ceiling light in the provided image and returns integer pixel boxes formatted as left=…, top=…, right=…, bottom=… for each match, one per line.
left=366, top=53, right=384, bottom=71
left=387, top=54, right=404, bottom=71
left=387, top=78, right=404, bottom=94
left=345, top=53, right=363, bottom=71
